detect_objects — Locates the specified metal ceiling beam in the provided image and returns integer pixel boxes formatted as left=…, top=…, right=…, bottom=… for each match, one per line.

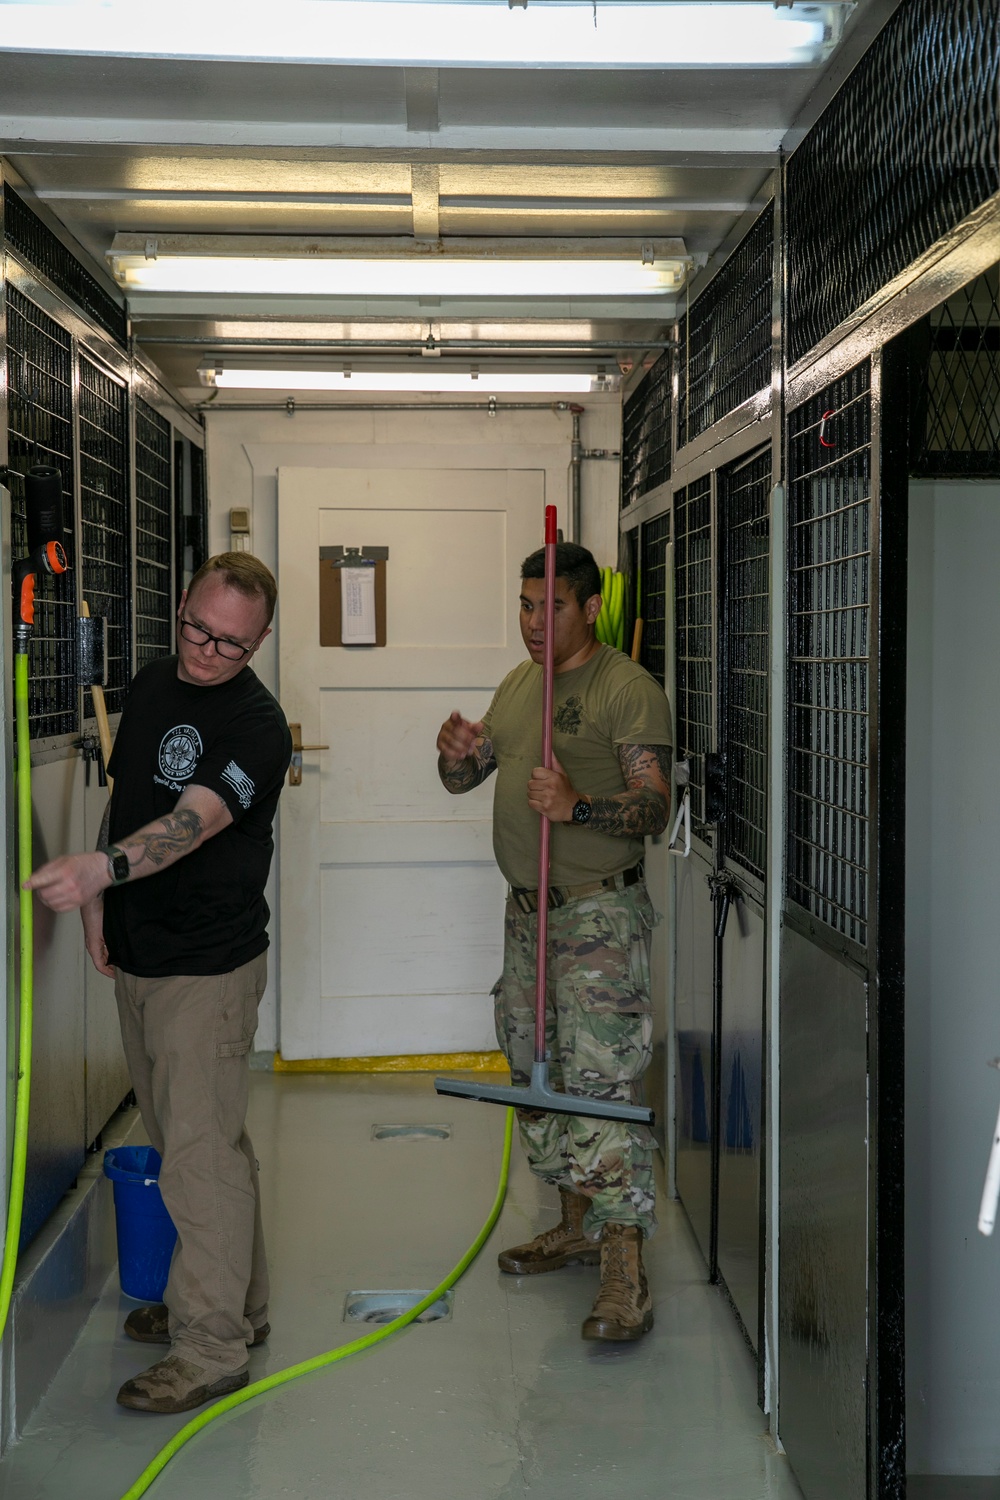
left=125, top=294, right=683, bottom=322
left=109, top=231, right=688, bottom=257
left=26, top=187, right=749, bottom=214
left=5, top=144, right=781, bottom=169
left=139, top=336, right=673, bottom=349
left=0, top=120, right=786, bottom=155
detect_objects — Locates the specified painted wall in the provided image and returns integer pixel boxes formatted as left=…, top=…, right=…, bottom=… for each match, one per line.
left=906, top=477, right=1000, bottom=1475
left=202, top=395, right=623, bottom=1053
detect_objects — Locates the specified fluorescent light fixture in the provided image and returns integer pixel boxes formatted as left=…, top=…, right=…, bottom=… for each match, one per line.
left=114, top=256, right=682, bottom=298
left=108, top=246, right=687, bottom=299
left=0, top=2, right=852, bottom=69
left=200, top=365, right=612, bottom=394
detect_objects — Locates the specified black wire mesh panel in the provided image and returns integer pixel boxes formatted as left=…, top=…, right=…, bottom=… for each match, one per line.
left=6, top=286, right=78, bottom=739
left=677, top=203, right=774, bottom=449
left=190, top=443, right=208, bottom=570
left=787, top=361, right=872, bottom=946
left=4, top=183, right=128, bottom=349
left=638, top=511, right=671, bottom=687
left=913, top=262, right=1000, bottom=477
left=134, top=398, right=174, bottom=673
left=786, top=0, right=999, bottom=368
left=674, top=475, right=713, bottom=837
left=621, top=351, right=672, bottom=508
left=721, top=446, right=770, bottom=882
left=79, top=355, right=130, bottom=717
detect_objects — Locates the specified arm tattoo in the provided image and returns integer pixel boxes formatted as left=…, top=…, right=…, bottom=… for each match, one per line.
left=96, top=800, right=112, bottom=853
left=439, top=736, right=498, bottom=794
left=123, top=809, right=204, bottom=869
left=585, top=743, right=672, bottom=839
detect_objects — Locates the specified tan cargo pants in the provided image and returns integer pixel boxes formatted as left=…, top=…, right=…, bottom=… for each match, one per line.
left=114, top=952, right=269, bottom=1374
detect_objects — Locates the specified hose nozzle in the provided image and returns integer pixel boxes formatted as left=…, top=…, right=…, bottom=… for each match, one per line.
left=13, top=466, right=70, bottom=633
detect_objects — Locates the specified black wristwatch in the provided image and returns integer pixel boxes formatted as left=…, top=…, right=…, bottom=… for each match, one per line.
left=106, top=846, right=130, bottom=885
left=571, top=798, right=592, bottom=826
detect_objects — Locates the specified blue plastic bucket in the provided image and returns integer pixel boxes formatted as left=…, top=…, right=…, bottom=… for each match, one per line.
left=103, top=1145, right=178, bottom=1302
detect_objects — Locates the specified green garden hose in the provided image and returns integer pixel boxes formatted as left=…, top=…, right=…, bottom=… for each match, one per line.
left=120, top=1105, right=515, bottom=1500
left=2, top=465, right=70, bottom=1336
left=0, top=648, right=35, bottom=1333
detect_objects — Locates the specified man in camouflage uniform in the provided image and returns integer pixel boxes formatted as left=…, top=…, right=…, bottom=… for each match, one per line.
left=436, top=542, right=671, bottom=1341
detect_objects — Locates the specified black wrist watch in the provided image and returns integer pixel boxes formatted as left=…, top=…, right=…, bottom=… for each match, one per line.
left=106, top=846, right=130, bottom=885
left=571, top=798, right=592, bottom=826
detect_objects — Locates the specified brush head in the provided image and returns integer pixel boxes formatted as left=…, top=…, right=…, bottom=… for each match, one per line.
left=435, top=1066, right=654, bottom=1127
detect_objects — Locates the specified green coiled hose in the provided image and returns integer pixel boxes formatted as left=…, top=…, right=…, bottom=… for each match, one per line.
left=0, top=637, right=514, bottom=1497
left=120, top=1105, right=514, bottom=1500
left=0, top=647, right=34, bottom=1332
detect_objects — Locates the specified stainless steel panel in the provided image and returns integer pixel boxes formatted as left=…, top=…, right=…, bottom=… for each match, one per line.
left=779, top=920, right=868, bottom=1500
left=644, top=836, right=670, bottom=1158
left=674, top=848, right=715, bottom=1267
left=717, top=893, right=764, bottom=1352
left=19, top=758, right=86, bottom=1250
left=82, top=778, right=129, bottom=1145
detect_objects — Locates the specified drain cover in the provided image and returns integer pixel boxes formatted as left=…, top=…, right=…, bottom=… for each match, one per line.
left=371, top=1124, right=451, bottom=1141
left=344, top=1290, right=453, bottom=1324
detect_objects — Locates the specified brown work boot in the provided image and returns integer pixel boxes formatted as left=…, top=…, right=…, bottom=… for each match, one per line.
left=116, top=1354, right=249, bottom=1413
left=123, top=1303, right=270, bottom=1346
left=581, top=1223, right=654, bottom=1341
left=498, top=1187, right=600, bottom=1275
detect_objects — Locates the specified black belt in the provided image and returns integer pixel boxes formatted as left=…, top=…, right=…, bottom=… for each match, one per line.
left=509, top=863, right=644, bottom=915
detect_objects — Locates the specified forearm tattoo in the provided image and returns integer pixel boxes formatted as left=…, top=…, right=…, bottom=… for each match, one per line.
left=586, top=743, right=672, bottom=839
left=439, top=737, right=498, bottom=794
left=96, top=800, right=112, bottom=853
left=123, top=809, right=204, bottom=869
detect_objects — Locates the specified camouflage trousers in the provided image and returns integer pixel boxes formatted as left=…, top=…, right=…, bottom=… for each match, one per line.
left=494, top=880, right=658, bottom=1239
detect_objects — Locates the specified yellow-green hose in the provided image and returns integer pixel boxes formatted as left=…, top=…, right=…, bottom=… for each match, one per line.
left=0, top=648, right=34, bottom=1331
left=120, top=1105, right=515, bottom=1500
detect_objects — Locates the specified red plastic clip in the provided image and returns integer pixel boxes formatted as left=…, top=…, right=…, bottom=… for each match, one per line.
left=819, top=409, right=837, bottom=449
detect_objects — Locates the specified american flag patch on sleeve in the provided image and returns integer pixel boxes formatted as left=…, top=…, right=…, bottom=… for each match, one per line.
left=221, top=760, right=256, bottom=809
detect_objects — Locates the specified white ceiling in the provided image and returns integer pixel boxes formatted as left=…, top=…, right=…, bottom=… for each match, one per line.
left=0, top=1, right=900, bottom=397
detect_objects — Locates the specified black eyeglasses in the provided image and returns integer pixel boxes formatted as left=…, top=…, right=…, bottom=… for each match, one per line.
left=179, top=615, right=262, bottom=662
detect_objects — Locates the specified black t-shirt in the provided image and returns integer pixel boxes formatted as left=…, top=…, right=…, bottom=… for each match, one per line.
left=104, top=656, right=292, bottom=978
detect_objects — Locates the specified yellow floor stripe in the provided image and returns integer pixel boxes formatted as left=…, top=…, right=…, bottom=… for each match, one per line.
left=273, top=1051, right=509, bottom=1075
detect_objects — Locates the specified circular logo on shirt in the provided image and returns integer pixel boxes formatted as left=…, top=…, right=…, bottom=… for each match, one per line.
left=158, top=725, right=203, bottom=781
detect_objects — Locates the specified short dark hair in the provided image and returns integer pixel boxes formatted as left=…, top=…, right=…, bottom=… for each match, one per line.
left=521, top=542, right=602, bottom=607
left=188, top=552, right=277, bottom=626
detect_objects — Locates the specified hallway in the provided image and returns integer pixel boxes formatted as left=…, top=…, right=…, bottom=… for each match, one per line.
left=0, top=1073, right=801, bottom=1500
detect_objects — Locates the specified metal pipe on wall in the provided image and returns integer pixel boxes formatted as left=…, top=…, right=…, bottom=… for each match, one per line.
left=197, top=399, right=580, bottom=412
left=569, top=406, right=582, bottom=540
left=198, top=396, right=620, bottom=550
left=567, top=404, right=621, bottom=544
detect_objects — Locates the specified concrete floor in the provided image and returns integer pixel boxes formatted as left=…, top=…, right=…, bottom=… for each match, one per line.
left=0, top=1073, right=803, bottom=1500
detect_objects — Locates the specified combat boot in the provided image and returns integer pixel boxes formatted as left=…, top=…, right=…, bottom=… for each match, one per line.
left=581, top=1222, right=654, bottom=1341
left=498, top=1187, right=601, bottom=1275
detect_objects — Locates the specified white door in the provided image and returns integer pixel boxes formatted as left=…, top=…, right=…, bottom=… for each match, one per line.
left=277, top=465, right=545, bottom=1060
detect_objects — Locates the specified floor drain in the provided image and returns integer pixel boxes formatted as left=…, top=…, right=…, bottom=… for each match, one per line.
left=343, top=1291, right=454, bottom=1324
left=371, top=1124, right=451, bottom=1141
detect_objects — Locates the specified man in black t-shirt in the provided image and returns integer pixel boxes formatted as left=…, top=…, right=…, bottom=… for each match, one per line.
left=28, top=553, right=292, bottom=1414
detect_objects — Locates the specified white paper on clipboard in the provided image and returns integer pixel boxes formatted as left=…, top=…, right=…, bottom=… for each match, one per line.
left=341, top=565, right=377, bottom=644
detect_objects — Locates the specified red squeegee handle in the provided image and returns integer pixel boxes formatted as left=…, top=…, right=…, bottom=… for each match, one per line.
left=534, top=505, right=558, bottom=1063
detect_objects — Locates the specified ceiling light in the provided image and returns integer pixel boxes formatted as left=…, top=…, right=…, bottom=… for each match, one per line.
left=0, top=2, right=853, bottom=69
left=107, top=237, right=689, bottom=299
left=199, top=365, right=614, bottom=394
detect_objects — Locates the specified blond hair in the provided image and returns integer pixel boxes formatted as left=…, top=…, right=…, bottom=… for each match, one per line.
left=188, top=553, right=277, bottom=625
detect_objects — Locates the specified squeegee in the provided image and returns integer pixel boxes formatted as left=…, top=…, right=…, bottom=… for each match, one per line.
left=436, top=505, right=654, bottom=1127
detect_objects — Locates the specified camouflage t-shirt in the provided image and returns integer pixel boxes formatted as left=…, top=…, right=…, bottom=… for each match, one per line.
left=482, top=644, right=673, bottom=889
